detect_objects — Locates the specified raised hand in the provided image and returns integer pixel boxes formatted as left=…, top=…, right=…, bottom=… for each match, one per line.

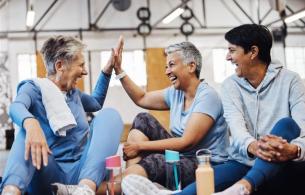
left=103, top=36, right=124, bottom=75
left=24, top=118, right=52, bottom=170
left=113, top=36, right=124, bottom=74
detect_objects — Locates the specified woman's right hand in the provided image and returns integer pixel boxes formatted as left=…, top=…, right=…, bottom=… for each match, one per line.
left=23, top=118, right=52, bottom=170
left=113, top=36, right=124, bottom=74
left=102, top=36, right=124, bottom=74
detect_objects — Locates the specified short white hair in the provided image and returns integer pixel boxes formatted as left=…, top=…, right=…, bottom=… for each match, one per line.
left=165, top=42, right=202, bottom=78
left=40, top=35, right=85, bottom=76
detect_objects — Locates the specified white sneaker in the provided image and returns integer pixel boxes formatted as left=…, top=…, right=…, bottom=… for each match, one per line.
left=122, top=174, right=170, bottom=195
left=212, top=183, right=250, bottom=195
left=51, top=183, right=95, bottom=195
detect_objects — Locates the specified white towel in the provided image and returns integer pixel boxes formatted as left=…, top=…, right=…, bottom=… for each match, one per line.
left=33, top=78, right=77, bottom=136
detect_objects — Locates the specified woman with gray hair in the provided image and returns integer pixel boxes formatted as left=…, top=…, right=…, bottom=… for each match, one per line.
left=113, top=40, right=229, bottom=194
left=0, top=36, right=124, bottom=195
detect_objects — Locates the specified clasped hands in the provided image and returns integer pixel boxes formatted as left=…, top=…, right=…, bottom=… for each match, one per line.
left=249, top=135, right=298, bottom=162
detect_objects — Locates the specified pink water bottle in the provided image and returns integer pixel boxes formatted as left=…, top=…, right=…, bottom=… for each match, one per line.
left=105, top=155, right=122, bottom=195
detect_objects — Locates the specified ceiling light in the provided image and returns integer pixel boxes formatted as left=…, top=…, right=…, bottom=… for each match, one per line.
left=284, top=9, right=305, bottom=23
left=162, top=7, right=185, bottom=24
left=26, top=6, right=35, bottom=27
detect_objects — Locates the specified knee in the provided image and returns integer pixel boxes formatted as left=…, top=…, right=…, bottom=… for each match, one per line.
left=132, top=112, right=153, bottom=129
left=271, top=117, right=300, bottom=141
left=134, top=112, right=152, bottom=121
left=277, top=117, right=295, bottom=127
left=97, top=108, right=123, bottom=124
left=100, top=108, right=121, bottom=119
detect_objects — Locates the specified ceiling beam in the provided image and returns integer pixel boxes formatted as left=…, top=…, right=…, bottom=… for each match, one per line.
left=87, top=0, right=92, bottom=29
left=260, top=8, right=272, bottom=24
left=31, top=0, right=59, bottom=31
left=93, top=0, right=113, bottom=27
left=232, top=0, right=255, bottom=23
left=0, top=0, right=8, bottom=10
left=202, top=0, right=207, bottom=26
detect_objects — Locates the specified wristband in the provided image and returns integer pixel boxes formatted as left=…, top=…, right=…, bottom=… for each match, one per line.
left=115, top=71, right=127, bottom=80
left=297, top=145, right=301, bottom=159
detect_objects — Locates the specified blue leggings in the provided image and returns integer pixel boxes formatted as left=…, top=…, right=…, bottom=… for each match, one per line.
left=179, top=117, right=304, bottom=195
left=0, top=108, right=123, bottom=195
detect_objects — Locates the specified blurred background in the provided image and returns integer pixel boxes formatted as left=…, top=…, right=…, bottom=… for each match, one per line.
left=0, top=0, right=305, bottom=174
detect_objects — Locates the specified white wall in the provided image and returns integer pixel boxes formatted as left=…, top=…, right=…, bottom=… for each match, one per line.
left=1, top=0, right=305, bottom=124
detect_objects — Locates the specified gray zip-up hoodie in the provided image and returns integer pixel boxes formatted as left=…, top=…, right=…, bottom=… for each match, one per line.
left=221, top=62, right=305, bottom=166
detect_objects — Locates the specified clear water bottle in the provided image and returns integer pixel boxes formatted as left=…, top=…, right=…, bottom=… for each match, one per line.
left=196, top=149, right=214, bottom=195
left=105, top=155, right=122, bottom=195
left=165, top=150, right=181, bottom=191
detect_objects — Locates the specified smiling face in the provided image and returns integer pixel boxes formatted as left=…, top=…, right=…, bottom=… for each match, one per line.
left=165, top=52, right=191, bottom=90
left=226, top=43, right=253, bottom=78
left=57, top=51, right=87, bottom=91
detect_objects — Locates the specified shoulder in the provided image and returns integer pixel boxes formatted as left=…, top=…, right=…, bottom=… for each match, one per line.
left=276, top=68, right=303, bottom=87
left=280, top=68, right=301, bottom=78
left=17, top=79, right=40, bottom=95
left=221, top=75, right=238, bottom=89
left=197, top=81, right=221, bottom=102
left=164, top=86, right=182, bottom=98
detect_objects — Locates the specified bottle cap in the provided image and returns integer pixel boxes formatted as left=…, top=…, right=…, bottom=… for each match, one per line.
left=106, top=155, right=121, bottom=168
left=196, top=149, right=211, bottom=164
left=165, top=150, right=180, bottom=162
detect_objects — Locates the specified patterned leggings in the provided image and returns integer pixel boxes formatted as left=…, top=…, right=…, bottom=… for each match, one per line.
left=130, top=112, right=197, bottom=188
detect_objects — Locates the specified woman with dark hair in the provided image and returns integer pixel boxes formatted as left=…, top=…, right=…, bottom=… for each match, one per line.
left=180, top=24, right=305, bottom=195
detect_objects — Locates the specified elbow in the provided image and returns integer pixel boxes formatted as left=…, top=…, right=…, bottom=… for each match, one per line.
left=133, top=98, right=145, bottom=108
left=87, top=99, right=102, bottom=112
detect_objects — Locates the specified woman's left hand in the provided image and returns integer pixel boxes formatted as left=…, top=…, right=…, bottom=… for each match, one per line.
left=123, top=142, right=140, bottom=159
left=103, top=36, right=124, bottom=74
left=258, top=135, right=298, bottom=162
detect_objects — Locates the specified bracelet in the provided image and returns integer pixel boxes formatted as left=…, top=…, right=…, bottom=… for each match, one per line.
left=297, top=145, right=301, bottom=159
left=115, top=71, right=127, bottom=80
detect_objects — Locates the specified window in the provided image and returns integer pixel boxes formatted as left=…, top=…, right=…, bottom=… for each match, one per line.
left=101, top=50, right=147, bottom=87
left=17, top=54, right=37, bottom=82
left=212, top=49, right=235, bottom=83
left=285, top=47, right=305, bottom=79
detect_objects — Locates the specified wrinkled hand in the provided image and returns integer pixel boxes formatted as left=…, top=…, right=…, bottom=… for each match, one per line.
left=123, top=142, right=140, bottom=160
left=103, top=36, right=124, bottom=75
left=247, top=140, right=260, bottom=158
left=24, top=118, right=52, bottom=170
left=257, top=135, right=297, bottom=162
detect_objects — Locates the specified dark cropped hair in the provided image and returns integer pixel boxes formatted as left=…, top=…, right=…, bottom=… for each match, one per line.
left=225, top=24, right=272, bottom=65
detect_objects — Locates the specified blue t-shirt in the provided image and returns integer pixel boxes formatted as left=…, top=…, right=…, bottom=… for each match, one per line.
left=164, top=81, right=229, bottom=162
